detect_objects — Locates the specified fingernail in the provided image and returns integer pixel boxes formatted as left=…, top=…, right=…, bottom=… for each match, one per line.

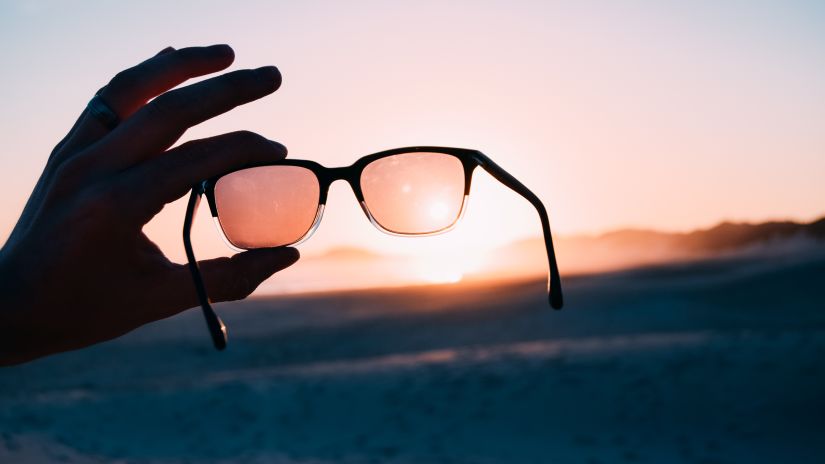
left=269, top=140, right=288, bottom=157
left=209, top=44, right=235, bottom=58
left=255, top=66, right=282, bottom=91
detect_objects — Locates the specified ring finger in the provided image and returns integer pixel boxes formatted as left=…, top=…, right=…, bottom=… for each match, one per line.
left=56, top=44, right=236, bottom=158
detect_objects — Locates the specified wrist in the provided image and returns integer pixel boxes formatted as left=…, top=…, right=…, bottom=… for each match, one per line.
left=0, top=246, right=35, bottom=365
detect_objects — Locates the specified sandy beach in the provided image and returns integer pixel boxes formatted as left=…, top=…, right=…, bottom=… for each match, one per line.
left=2, top=249, right=824, bottom=463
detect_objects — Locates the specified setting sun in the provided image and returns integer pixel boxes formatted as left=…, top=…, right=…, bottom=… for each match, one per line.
left=408, top=248, right=487, bottom=285
left=417, top=268, right=463, bottom=284
left=413, top=257, right=464, bottom=284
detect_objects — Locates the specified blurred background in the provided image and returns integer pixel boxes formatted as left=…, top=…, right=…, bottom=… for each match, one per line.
left=1, top=1, right=824, bottom=463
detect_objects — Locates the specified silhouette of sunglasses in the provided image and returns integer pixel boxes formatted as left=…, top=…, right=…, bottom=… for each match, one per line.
left=184, top=146, right=563, bottom=349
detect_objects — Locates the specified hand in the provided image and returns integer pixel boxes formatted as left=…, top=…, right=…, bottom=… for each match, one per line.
left=0, top=45, right=300, bottom=365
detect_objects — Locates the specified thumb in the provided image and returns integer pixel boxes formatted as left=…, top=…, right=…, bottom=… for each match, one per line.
left=198, top=247, right=300, bottom=303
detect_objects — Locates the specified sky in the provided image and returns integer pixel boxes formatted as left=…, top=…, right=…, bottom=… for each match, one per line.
left=1, top=0, right=824, bottom=288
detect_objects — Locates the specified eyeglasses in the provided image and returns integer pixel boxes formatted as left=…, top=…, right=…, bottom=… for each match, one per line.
left=183, top=146, right=563, bottom=349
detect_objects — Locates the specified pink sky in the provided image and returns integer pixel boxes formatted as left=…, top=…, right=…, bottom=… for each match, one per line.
left=1, top=1, right=823, bottom=289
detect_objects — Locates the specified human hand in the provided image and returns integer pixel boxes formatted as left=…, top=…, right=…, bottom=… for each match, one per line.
left=0, top=45, right=299, bottom=365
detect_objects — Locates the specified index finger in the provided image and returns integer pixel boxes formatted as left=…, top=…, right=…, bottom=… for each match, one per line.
left=115, top=131, right=288, bottom=223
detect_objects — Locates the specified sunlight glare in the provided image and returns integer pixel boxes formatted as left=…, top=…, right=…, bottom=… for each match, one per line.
left=408, top=248, right=488, bottom=285
left=419, top=268, right=463, bottom=284
left=428, top=200, right=450, bottom=221
left=413, top=259, right=464, bottom=284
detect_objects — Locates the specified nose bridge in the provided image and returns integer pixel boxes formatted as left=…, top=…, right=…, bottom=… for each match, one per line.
left=327, top=166, right=352, bottom=182
left=320, top=165, right=362, bottom=204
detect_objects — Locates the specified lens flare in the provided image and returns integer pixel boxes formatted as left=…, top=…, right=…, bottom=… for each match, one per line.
left=361, top=152, right=465, bottom=234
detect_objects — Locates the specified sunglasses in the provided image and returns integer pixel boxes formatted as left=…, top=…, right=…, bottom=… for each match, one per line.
left=183, top=146, right=563, bottom=349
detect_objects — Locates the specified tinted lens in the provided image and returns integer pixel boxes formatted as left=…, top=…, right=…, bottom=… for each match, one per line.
left=361, top=152, right=465, bottom=234
left=214, top=166, right=320, bottom=249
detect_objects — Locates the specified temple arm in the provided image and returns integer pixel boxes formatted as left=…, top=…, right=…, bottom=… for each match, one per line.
left=473, top=152, right=564, bottom=309
left=183, top=187, right=228, bottom=349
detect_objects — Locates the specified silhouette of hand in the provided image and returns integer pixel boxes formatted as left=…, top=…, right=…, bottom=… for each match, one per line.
left=0, top=45, right=299, bottom=365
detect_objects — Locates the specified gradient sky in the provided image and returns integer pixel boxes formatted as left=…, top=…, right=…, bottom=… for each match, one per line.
left=1, top=0, right=824, bottom=273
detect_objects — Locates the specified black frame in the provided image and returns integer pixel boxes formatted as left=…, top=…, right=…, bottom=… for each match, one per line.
left=184, top=146, right=563, bottom=350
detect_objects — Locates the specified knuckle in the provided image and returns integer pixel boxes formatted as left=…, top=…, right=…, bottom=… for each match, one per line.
left=53, top=156, right=89, bottom=188
left=231, top=131, right=277, bottom=162
left=146, top=93, right=183, bottom=118
left=108, top=68, right=140, bottom=92
left=177, top=132, right=266, bottom=166
left=228, top=274, right=256, bottom=300
left=42, top=156, right=124, bottom=222
left=233, top=129, right=258, bottom=139
left=174, top=47, right=203, bottom=63
left=225, top=69, right=254, bottom=88
left=209, top=261, right=257, bottom=301
left=46, top=146, right=72, bottom=171
left=177, top=139, right=216, bottom=165
left=222, top=70, right=260, bottom=97
left=231, top=130, right=266, bottom=146
left=70, top=183, right=120, bottom=222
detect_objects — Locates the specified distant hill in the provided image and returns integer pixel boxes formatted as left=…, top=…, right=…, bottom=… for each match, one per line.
left=493, top=216, right=825, bottom=276
left=678, top=217, right=825, bottom=252
left=298, top=216, right=825, bottom=280
left=565, top=216, right=825, bottom=253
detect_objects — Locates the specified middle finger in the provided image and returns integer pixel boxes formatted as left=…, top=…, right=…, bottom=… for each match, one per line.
left=82, top=66, right=282, bottom=173
left=58, top=45, right=236, bottom=157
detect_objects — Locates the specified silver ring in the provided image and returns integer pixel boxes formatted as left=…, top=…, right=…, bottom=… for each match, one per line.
left=87, top=94, right=120, bottom=130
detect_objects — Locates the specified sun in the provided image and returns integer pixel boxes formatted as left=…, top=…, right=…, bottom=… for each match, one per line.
left=418, top=267, right=464, bottom=284
left=407, top=248, right=487, bottom=285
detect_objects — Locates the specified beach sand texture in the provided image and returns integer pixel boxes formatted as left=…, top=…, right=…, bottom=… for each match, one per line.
left=2, top=251, right=824, bottom=463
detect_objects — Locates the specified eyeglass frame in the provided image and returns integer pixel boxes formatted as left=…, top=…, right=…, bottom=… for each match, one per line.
left=183, top=146, right=564, bottom=350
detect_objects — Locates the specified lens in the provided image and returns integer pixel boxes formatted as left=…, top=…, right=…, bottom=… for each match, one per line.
left=361, top=152, right=465, bottom=234
left=214, top=166, right=320, bottom=249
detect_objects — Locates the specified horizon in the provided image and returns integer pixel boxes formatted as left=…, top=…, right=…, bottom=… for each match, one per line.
left=306, top=210, right=825, bottom=257
left=1, top=0, right=824, bottom=291
left=261, top=212, right=825, bottom=294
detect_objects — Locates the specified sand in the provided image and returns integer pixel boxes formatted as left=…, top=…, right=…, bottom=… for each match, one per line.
left=1, top=250, right=824, bottom=463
